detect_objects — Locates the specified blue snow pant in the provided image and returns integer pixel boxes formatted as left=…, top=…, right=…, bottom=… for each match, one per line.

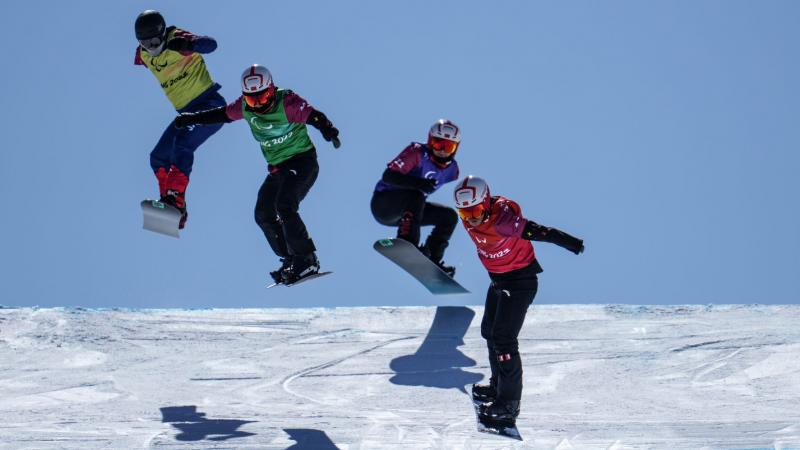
left=149, top=89, right=226, bottom=177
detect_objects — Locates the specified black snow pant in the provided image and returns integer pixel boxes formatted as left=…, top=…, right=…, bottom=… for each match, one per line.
left=481, top=263, right=540, bottom=402
left=370, top=189, right=458, bottom=261
left=254, top=149, right=319, bottom=259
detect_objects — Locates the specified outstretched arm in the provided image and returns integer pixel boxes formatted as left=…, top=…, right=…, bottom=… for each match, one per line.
left=522, top=221, right=584, bottom=255
left=306, top=110, right=340, bottom=148
left=166, top=30, right=217, bottom=54
left=174, top=106, right=231, bottom=128
left=381, top=169, right=437, bottom=193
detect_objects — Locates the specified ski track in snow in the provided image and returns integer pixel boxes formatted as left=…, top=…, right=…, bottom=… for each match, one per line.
left=0, top=305, right=798, bottom=449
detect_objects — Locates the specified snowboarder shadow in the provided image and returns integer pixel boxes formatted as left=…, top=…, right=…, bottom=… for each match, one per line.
left=389, top=306, right=482, bottom=392
left=160, top=405, right=256, bottom=441
left=284, top=428, right=338, bottom=449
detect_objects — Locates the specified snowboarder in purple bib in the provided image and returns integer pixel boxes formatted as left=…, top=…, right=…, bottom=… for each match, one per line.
left=371, top=120, right=461, bottom=276
left=174, top=65, right=340, bottom=285
left=134, top=10, right=227, bottom=229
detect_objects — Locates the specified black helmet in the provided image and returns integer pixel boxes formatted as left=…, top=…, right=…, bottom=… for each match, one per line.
left=135, top=10, right=166, bottom=40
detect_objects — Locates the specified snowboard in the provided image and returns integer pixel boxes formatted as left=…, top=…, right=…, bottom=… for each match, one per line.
left=472, top=399, right=522, bottom=441
left=267, top=271, right=333, bottom=289
left=373, top=238, right=469, bottom=295
left=141, top=199, right=182, bottom=238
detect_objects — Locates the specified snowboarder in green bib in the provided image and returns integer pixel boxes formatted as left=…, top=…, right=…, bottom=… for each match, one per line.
left=174, top=65, right=340, bottom=285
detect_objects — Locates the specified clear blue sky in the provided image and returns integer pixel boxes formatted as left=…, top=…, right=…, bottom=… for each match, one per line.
left=1, top=1, right=798, bottom=308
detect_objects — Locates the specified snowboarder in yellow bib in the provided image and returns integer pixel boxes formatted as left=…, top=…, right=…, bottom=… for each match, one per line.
left=134, top=10, right=226, bottom=229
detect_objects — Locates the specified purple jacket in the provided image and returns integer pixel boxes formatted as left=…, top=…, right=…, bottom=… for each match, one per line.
left=374, top=143, right=460, bottom=194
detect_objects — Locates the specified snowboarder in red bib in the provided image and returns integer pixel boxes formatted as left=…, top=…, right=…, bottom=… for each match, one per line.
left=134, top=10, right=227, bottom=229
left=371, top=120, right=461, bottom=275
left=174, top=65, right=340, bottom=285
left=453, top=175, right=584, bottom=425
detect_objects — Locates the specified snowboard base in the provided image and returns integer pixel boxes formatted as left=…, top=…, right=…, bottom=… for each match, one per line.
left=373, top=238, right=469, bottom=295
left=141, top=199, right=182, bottom=238
left=267, top=271, right=333, bottom=289
left=473, top=400, right=522, bottom=440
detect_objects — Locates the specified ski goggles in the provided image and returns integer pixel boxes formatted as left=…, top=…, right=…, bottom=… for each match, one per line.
left=243, top=89, right=275, bottom=108
left=138, top=36, right=164, bottom=52
left=456, top=202, right=488, bottom=221
left=427, top=136, right=459, bottom=156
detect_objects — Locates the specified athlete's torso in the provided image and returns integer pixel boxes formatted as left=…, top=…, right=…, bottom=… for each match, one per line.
left=463, top=197, right=535, bottom=273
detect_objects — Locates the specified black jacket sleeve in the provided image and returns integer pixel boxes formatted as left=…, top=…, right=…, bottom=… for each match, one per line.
left=175, top=106, right=231, bottom=128
left=522, top=221, right=584, bottom=255
left=306, top=110, right=333, bottom=130
left=381, top=168, right=436, bottom=192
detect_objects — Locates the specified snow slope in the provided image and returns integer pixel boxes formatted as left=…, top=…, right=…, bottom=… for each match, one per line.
left=0, top=305, right=798, bottom=449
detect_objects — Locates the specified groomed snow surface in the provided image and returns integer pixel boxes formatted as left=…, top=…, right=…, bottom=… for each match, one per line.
left=0, top=305, right=798, bottom=449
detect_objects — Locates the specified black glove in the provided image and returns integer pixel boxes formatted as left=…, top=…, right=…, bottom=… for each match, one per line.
left=419, top=178, right=437, bottom=194
left=166, top=37, right=193, bottom=52
left=321, top=126, right=340, bottom=148
left=523, top=220, right=584, bottom=254
left=307, top=110, right=340, bottom=148
left=173, top=113, right=198, bottom=129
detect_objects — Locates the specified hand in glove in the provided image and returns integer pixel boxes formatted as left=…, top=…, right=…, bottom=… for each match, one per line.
left=321, top=125, right=341, bottom=148
left=173, top=113, right=197, bottom=129
left=419, top=178, right=438, bottom=194
left=166, top=37, right=193, bottom=52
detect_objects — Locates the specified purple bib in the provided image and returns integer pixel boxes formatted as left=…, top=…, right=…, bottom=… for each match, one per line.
left=374, top=145, right=459, bottom=195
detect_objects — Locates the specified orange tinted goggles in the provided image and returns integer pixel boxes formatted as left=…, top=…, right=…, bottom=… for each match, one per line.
left=456, top=202, right=488, bottom=220
left=428, top=136, right=459, bottom=156
left=244, top=89, right=274, bottom=108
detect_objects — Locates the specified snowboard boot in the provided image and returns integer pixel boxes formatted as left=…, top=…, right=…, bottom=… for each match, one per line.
left=472, top=381, right=498, bottom=403
left=162, top=190, right=188, bottom=230
left=479, top=399, right=520, bottom=424
left=269, top=258, right=293, bottom=284
left=397, top=211, right=420, bottom=246
left=164, top=166, right=189, bottom=229
left=281, top=253, right=320, bottom=285
left=420, top=238, right=456, bottom=277
left=433, top=260, right=455, bottom=277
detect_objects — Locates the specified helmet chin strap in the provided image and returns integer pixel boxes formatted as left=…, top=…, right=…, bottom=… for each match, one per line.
left=430, top=151, right=455, bottom=168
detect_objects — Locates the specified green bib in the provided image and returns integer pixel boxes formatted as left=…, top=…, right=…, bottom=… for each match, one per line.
left=242, top=89, right=314, bottom=165
left=139, top=28, right=214, bottom=110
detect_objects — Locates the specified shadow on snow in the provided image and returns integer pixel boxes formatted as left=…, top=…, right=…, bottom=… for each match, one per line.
left=160, top=405, right=256, bottom=441
left=389, top=306, right=482, bottom=392
left=284, top=428, right=338, bottom=449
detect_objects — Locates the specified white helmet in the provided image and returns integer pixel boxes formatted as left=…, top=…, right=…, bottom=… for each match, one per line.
left=453, top=175, right=490, bottom=209
left=429, top=119, right=461, bottom=143
left=241, top=64, right=273, bottom=93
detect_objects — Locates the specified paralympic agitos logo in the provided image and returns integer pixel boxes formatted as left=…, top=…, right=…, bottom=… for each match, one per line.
left=151, top=60, right=168, bottom=72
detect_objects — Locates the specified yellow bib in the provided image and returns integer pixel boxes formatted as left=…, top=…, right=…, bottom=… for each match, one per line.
left=139, top=28, right=214, bottom=110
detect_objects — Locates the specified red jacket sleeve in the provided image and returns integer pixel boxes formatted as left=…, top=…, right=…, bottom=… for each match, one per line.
left=224, top=96, right=245, bottom=121
left=134, top=47, right=145, bottom=66
left=491, top=199, right=526, bottom=238
left=386, top=144, right=422, bottom=175
left=283, top=91, right=314, bottom=123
